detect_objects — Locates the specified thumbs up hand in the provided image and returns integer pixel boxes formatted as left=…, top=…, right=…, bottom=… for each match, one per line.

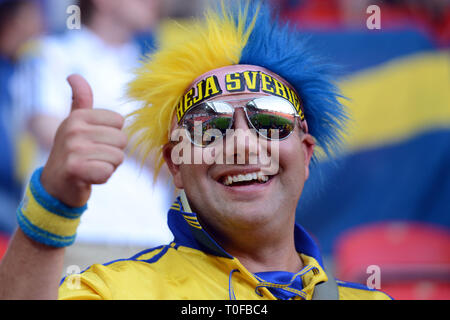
left=40, top=75, right=128, bottom=208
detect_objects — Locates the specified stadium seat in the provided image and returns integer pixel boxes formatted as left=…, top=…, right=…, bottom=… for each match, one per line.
left=0, top=232, right=10, bottom=261
left=334, top=221, right=450, bottom=300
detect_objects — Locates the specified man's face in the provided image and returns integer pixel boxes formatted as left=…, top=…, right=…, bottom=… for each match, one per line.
left=163, top=71, right=315, bottom=239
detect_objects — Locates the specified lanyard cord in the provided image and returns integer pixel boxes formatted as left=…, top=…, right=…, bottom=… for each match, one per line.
left=228, top=266, right=322, bottom=300
left=228, top=269, right=241, bottom=300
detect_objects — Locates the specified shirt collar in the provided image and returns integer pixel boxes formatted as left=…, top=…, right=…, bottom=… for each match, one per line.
left=254, top=254, right=327, bottom=300
left=167, top=192, right=324, bottom=268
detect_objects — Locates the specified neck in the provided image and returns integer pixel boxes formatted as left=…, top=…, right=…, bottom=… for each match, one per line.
left=230, top=238, right=303, bottom=274
left=86, top=13, right=132, bottom=46
left=201, top=214, right=303, bottom=274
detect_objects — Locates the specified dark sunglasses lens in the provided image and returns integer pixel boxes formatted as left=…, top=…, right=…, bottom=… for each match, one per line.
left=182, top=102, right=233, bottom=146
left=246, top=98, right=296, bottom=139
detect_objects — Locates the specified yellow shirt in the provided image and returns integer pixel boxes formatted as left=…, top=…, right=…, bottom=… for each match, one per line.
left=59, top=197, right=392, bottom=300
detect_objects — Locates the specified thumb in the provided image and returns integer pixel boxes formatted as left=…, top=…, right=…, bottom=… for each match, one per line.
left=67, top=74, right=93, bottom=112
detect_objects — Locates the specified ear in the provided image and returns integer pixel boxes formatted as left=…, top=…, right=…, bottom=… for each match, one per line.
left=301, top=133, right=315, bottom=181
left=162, top=143, right=184, bottom=189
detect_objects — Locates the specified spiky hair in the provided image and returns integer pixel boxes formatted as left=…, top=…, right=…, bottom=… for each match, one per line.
left=126, top=0, right=347, bottom=178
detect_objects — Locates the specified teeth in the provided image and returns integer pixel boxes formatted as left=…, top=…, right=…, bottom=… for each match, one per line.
left=257, top=171, right=269, bottom=182
left=223, top=171, right=270, bottom=186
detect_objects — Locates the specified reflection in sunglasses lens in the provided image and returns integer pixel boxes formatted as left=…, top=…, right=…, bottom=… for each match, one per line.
left=183, top=97, right=297, bottom=146
left=247, top=111, right=294, bottom=139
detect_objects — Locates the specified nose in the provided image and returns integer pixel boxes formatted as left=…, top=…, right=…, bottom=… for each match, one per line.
left=223, top=107, right=261, bottom=165
left=232, top=108, right=250, bottom=131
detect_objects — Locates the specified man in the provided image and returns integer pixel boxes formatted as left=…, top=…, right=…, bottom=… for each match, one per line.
left=0, top=2, right=392, bottom=299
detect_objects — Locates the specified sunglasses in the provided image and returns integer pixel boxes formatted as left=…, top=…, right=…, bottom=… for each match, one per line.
left=178, top=96, right=304, bottom=147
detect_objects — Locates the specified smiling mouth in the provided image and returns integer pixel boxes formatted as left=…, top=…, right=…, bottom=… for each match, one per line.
left=220, top=171, right=273, bottom=187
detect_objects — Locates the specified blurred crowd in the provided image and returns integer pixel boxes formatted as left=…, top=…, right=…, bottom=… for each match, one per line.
left=0, top=0, right=178, bottom=250
left=1, top=0, right=43, bottom=238
left=274, top=0, right=450, bottom=46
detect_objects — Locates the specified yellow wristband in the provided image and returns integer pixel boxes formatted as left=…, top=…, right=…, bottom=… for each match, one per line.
left=16, top=167, right=86, bottom=247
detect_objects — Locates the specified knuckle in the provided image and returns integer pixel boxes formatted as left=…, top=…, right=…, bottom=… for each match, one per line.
left=106, top=147, right=124, bottom=167
left=118, top=132, right=128, bottom=149
left=100, top=109, right=124, bottom=128
left=95, top=164, right=115, bottom=184
left=69, top=108, right=87, bottom=120
left=65, top=156, right=82, bottom=178
left=114, top=113, right=125, bottom=128
left=64, top=121, right=87, bottom=139
left=65, top=138, right=86, bottom=154
left=116, top=150, right=125, bottom=165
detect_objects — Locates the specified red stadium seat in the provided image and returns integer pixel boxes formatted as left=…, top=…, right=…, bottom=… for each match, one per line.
left=0, top=233, right=10, bottom=261
left=334, top=221, right=450, bottom=300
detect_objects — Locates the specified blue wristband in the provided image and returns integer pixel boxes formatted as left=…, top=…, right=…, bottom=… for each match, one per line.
left=16, top=167, right=87, bottom=247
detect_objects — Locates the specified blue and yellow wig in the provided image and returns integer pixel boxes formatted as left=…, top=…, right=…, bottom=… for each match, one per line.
left=126, top=0, right=347, bottom=177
